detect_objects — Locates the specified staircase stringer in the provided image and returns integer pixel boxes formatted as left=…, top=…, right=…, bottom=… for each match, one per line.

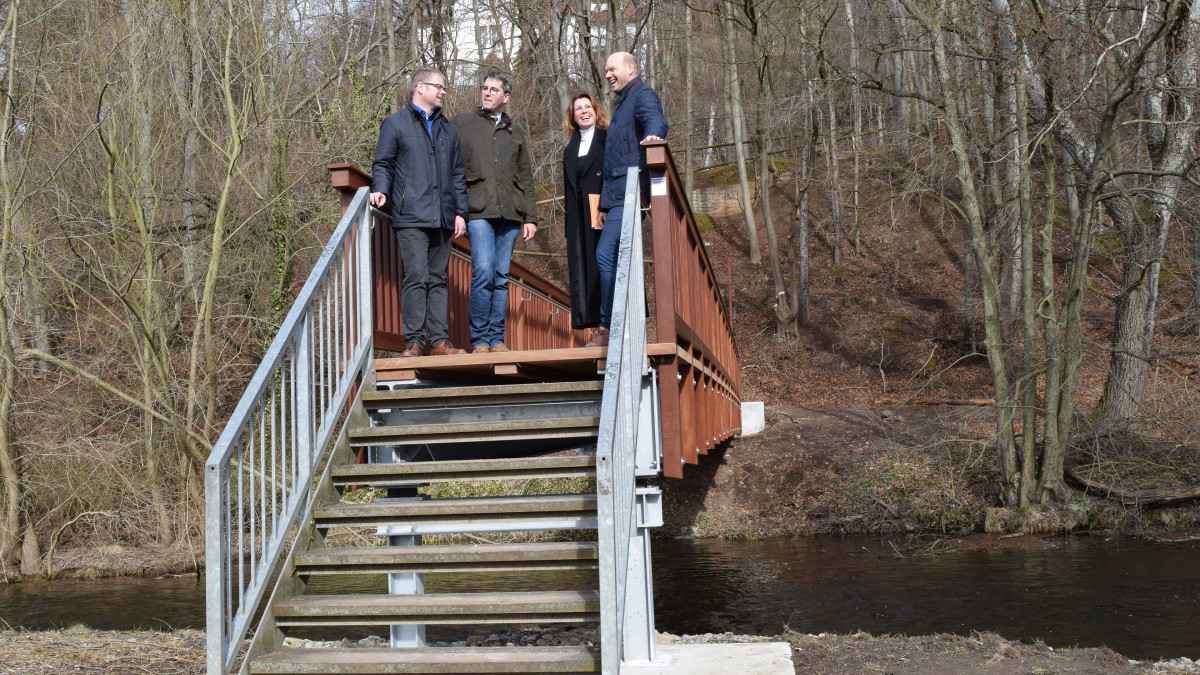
left=235, top=365, right=377, bottom=675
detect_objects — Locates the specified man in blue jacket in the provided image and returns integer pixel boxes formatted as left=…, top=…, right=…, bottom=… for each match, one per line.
left=370, top=67, right=469, bottom=357
left=592, top=51, right=667, bottom=347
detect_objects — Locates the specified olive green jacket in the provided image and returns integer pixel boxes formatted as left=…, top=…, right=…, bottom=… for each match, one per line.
left=450, top=108, right=537, bottom=224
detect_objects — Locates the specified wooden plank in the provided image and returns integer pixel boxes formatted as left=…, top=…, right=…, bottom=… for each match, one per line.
left=375, top=346, right=675, bottom=383
left=332, top=456, right=595, bottom=486
left=250, top=645, right=601, bottom=673
left=335, top=455, right=595, bottom=478
left=348, top=417, right=600, bottom=446
left=316, top=494, right=596, bottom=520
left=296, top=541, right=599, bottom=574
left=362, top=381, right=603, bottom=406
left=276, top=590, right=600, bottom=616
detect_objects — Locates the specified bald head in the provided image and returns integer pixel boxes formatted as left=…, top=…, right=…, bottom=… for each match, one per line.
left=604, top=52, right=639, bottom=93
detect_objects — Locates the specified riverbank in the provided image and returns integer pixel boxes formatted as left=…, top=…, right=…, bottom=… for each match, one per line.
left=26, top=401, right=1200, bottom=582
left=660, top=404, right=1200, bottom=540
left=1, top=626, right=1195, bottom=674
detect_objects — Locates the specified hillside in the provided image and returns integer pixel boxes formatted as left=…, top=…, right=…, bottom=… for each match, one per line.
left=627, top=161, right=1200, bottom=540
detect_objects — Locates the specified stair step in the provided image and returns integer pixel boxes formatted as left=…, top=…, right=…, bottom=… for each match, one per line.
left=333, top=456, right=596, bottom=486
left=296, top=542, right=599, bottom=574
left=350, top=418, right=599, bottom=446
left=363, top=381, right=603, bottom=410
left=315, top=495, right=597, bottom=529
left=248, top=645, right=601, bottom=674
left=273, top=591, right=601, bottom=627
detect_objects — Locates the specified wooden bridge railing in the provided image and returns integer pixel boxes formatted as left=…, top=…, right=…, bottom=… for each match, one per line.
left=328, top=163, right=585, bottom=352
left=330, top=147, right=741, bottom=480
left=645, top=141, right=742, bottom=479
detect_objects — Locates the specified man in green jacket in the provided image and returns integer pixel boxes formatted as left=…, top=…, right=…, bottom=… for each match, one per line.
left=451, top=71, right=537, bottom=353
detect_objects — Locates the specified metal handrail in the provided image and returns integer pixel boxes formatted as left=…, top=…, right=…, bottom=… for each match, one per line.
left=204, top=187, right=374, bottom=675
left=595, top=170, right=647, bottom=674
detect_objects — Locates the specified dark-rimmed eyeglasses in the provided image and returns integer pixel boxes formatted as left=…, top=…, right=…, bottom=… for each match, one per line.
left=420, top=81, right=446, bottom=92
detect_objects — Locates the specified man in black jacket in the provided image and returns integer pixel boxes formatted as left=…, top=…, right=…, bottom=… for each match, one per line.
left=451, top=71, right=537, bottom=353
left=370, top=67, right=469, bottom=357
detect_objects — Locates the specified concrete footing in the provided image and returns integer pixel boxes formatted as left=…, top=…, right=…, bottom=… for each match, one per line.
left=740, top=401, right=766, bottom=437
left=621, top=642, right=793, bottom=674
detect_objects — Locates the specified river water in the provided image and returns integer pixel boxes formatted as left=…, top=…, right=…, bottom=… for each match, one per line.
left=1, top=535, right=1197, bottom=660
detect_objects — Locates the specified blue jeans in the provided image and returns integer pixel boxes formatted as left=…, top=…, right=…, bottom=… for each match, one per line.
left=467, top=218, right=521, bottom=347
left=596, top=204, right=624, bottom=329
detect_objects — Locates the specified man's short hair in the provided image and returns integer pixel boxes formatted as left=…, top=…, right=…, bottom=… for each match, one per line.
left=410, top=67, right=445, bottom=92
left=483, top=70, right=513, bottom=94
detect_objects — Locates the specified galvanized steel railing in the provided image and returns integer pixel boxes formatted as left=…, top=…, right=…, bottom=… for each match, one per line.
left=595, top=170, right=648, bottom=674
left=204, top=187, right=374, bottom=675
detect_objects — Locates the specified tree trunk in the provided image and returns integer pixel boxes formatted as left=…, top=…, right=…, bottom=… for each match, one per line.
left=721, top=0, right=759, bottom=264
left=1095, top=1, right=1200, bottom=428
left=684, top=4, right=694, bottom=197
left=821, top=71, right=845, bottom=272
left=609, top=0, right=624, bottom=53
left=759, top=132, right=793, bottom=338
left=842, top=0, right=862, bottom=256
left=795, top=89, right=816, bottom=328
left=888, top=0, right=918, bottom=147
left=127, top=3, right=174, bottom=545
left=1013, top=58, right=1038, bottom=508
left=176, top=0, right=205, bottom=327
left=0, top=0, right=22, bottom=572
left=1194, top=217, right=1200, bottom=339
left=897, top=0, right=1018, bottom=500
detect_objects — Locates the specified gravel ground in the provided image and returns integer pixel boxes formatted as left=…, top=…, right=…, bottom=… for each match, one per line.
left=5, top=626, right=1194, bottom=675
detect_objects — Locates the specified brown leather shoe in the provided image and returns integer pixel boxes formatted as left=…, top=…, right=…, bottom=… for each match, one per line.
left=489, top=343, right=510, bottom=353
left=585, top=327, right=609, bottom=348
left=472, top=344, right=491, bottom=354
left=429, top=341, right=466, bottom=356
left=399, top=342, right=423, bottom=357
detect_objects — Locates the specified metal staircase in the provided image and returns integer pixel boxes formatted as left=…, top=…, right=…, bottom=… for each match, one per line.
left=206, top=145, right=744, bottom=674
left=206, top=172, right=666, bottom=674
left=248, top=377, right=608, bottom=673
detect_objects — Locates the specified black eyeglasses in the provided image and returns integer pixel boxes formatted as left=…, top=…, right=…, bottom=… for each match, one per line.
left=420, top=81, right=447, bottom=92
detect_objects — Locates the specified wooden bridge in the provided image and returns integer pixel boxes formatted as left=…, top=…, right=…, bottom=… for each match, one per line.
left=204, top=142, right=741, bottom=674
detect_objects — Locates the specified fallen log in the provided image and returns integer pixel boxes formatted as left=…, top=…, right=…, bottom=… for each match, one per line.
left=873, top=397, right=995, bottom=406
left=1064, top=467, right=1200, bottom=507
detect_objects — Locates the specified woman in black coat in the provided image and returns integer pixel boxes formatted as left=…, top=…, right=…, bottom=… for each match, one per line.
left=561, top=92, right=610, bottom=342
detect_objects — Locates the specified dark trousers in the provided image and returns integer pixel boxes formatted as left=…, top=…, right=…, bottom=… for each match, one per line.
left=395, top=226, right=453, bottom=348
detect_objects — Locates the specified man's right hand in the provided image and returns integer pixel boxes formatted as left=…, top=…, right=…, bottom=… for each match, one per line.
left=597, top=210, right=607, bottom=228
left=370, top=192, right=386, bottom=208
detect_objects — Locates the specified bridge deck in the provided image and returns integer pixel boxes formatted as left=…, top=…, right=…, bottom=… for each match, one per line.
left=375, top=343, right=678, bottom=382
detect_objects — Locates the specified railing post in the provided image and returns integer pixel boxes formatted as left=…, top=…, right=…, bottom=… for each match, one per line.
left=644, top=141, right=685, bottom=479
left=205, top=461, right=225, bottom=675
left=357, top=196, right=374, bottom=349
left=296, top=314, right=314, bottom=466
left=328, top=163, right=371, bottom=214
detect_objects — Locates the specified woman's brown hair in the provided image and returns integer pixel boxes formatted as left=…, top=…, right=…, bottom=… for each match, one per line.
left=562, top=91, right=610, bottom=137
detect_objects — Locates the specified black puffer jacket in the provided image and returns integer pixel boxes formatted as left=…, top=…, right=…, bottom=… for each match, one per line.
left=370, top=104, right=469, bottom=229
